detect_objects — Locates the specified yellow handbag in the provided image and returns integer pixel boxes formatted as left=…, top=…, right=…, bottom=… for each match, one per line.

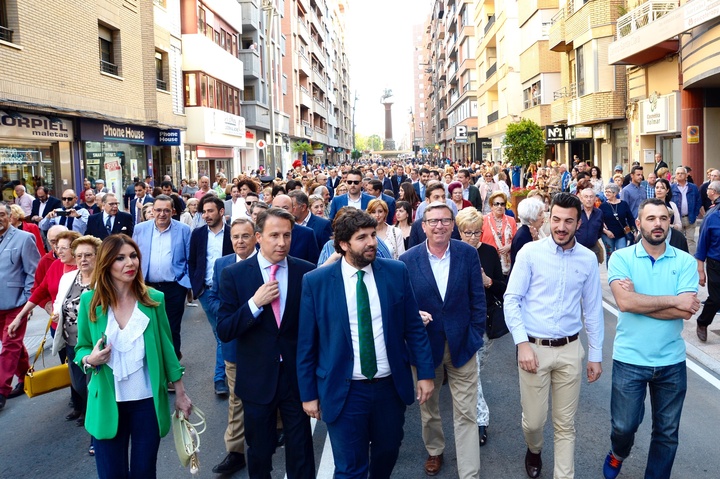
left=24, top=317, right=71, bottom=398
left=172, top=406, right=206, bottom=475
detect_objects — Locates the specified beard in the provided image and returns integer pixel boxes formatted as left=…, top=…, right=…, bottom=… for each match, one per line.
left=346, top=246, right=377, bottom=268
left=640, top=226, right=668, bottom=246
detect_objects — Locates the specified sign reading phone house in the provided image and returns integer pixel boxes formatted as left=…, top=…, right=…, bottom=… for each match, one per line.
left=79, top=119, right=180, bottom=146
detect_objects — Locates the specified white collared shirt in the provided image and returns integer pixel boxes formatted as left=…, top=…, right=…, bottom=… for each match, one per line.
left=147, top=222, right=175, bottom=283
left=298, top=211, right=311, bottom=227
left=102, top=212, right=114, bottom=231
left=341, top=258, right=390, bottom=380
left=248, top=252, right=288, bottom=319
left=425, top=241, right=451, bottom=301
left=347, top=194, right=362, bottom=210
left=205, top=226, right=225, bottom=286
left=236, top=248, right=257, bottom=263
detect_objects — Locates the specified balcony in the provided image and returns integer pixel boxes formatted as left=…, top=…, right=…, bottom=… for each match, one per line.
left=240, top=0, right=260, bottom=30
left=297, top=19, right=311, bottom=43
left=484, top=15, right=496, bottom=35
left=242, top=102, right=270, bottom=129
left=487, top=110, right=499, bottom=124
left=486, top=62, right=497, bottom=80
left=609, top=0, right=681, bottom=65
left=182, top=34, right=244, bottom=90
left=551, top=95, right=567, bottom=123
left=299, top=86, right=313, bottom=107
left=314, top=97, right=327, bottom=118
left=565, top=0, right=618, bottom=46
left=239, top=50, right=261, bottom=78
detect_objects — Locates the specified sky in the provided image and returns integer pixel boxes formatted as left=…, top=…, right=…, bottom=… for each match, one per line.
left=344, top=0, right=432, bottom=145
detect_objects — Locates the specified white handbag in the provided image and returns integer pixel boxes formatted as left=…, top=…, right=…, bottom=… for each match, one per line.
left=171, top=406, right=206, bottom=474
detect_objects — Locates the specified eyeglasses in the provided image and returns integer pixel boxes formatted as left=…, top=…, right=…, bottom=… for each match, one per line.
left=153, top=208, right=172, bottom=215
left=346, top=180, right=361, bottom=185
left=56, top=246, right=70, bottom=252
left=62, top=197, right=75, bottom=201
left=75, top=253, right=95, bottom=259
left=106, top=202, right=119, bottom=206
left=424, top=218, right=453, bottom=227
left=492, top=202, right=505, bottom=207
left=462, top=231, right=481, bottom=237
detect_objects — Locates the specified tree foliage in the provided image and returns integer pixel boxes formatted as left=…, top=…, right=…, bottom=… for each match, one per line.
left=291, top=141, right=313, bottom=156
left=354, top=133, right=383, bottom=152
left=502, top=119, right=545, bottom=168
left=350, top=149, right=362, bottom=160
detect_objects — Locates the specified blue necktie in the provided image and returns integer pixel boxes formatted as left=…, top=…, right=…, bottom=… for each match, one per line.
left=105, top=216, right=112, bottom=233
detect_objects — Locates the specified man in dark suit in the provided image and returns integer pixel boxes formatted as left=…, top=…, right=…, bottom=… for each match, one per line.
left=30, top=186, right=61, bottom=224
left=273, top=195, right=320, bottom=264
left=129, top=181, right=154, bottom=224
left=366, top=179, right=396, bottom=222
left=326, top=168, right=341, bottom=200
left=189, top=196, right=233, bottom=395
left=288, top=190, right=332, bottom=250
left=458, top=168, right=482, bottom=210
left=217, top=208, right=316, bottom=479
left=390, top=164, right=409, bottom=199
left=297, top=208, right=435, bottom=478
left=329, top=169, right=376, bottom=220
left=413, top=168, right=431, bottom=201
left=85, top=193, right=134, bottom=240
left=375, top=166, right=393, bottom=194
left=399, top=201, right=485, bottom=478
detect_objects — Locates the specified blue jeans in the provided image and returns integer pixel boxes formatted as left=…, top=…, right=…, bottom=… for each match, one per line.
left=610, top=360, right=687, bottom=479
left=93, top=397, right=161, bottom=479
left=602, top=234, right=627, bottom=258
left=198, top=290, right=225, bottom=383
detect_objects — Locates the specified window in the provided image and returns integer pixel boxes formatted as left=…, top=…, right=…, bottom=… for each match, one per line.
left=184, top=71, right=241, bottom=114
left=99, top=25, right=118, bottom=76
left=155, top=51, right=168, bottom=91
left=184, top=73, right=197, bottom=106
left=244, top=85, right=256, bottom=101
left=523, top=81, right=541, bottom=109
left=0, top=0, right=12, bottom=43
left=576, top=46, right=585, bottom=96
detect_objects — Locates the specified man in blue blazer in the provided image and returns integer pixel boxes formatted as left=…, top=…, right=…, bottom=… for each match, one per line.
left=399, top=201, right=485, bottom=478
left=413, top=167, right=431, bottom=201
left=29, top=186, right=61, bottom=224
left=329, top=169, right=375, bottom=220
left=189, top=196, right=234, bottom=395
left=297, top=208, right=435, bottom=478
left=217, top=208, right=316, bottom=479
left=0, top=204, right=41, bottom=410
left=129, top=181, right=154, bottom=223
left=326, top=168, right=341, bottom=200
left=273, top=195, right=320, bottom=264
left=85, top=193, right=134, bottom=240
left=366, top=179, right=396, bottom=222
left=390, top=164, right=409, bottom=199
left=288, top=190, right=332, bottom=250
left=133, top=195, right=191, bottom=358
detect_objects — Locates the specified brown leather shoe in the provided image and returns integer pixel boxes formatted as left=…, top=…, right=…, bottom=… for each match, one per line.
left=424, top=454, right=443, bottom=476
left=697, top=324, right=708, bottom=342
left=525, top=448, right=542, bottom=478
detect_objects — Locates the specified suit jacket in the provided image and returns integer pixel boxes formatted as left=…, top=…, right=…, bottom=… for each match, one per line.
left=380, top=193, right=397, bottom=222
left=0, top=226, right=40, bottom=310
left=132, top=219, right=192, bottom=288
left=74, top=289, right=184, bottom=440
left=467, top=185, right=482, bottom=210
left=207, top=254, right=241, bottom=365
left=413, top=181, right=425, bottom=201
left=390, top=174, right=408, bottom=198
left=378, top=177, right=393, bottom=195
left=17, top=221, right=45, bottom=255
left=31, top=195, right=61, bottom=222
left=290, top=223, right=321, bottom=264
left=329, top=192, right=375, bottom=220
left=85, top=211, right=134, bottom=240
left=188, top=224, right=233, bottom=298
left=296, top=259, right=435, bottom=424
left=305, top=213, right=333, bottom=250
left=399, top=239, right=485, bottom=368
left=326, top=176, right=341, bottom=199
left=130, top=195, right=154, bottom=223
left=216, top=254, right=315, bottom=404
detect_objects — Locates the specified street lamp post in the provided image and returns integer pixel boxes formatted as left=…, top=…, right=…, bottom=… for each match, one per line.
left=262, top=0, right=278, bottom=177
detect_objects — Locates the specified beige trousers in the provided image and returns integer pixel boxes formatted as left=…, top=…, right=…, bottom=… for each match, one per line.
left=417, top=341, right=480, bottom=479
left=681, top=215, right=697, bottom=252
left=519, top=339, right=585, bottom=479
left=224, top=361, right=246, bottom=453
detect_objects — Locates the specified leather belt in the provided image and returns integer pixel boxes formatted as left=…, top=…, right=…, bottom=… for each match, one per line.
left=357, top=375, right=392, bottom=384
left=527, top=333, right=579, bottom=347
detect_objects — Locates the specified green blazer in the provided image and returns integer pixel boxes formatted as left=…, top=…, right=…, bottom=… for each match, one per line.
left=74, top=288, right=184, bottom=440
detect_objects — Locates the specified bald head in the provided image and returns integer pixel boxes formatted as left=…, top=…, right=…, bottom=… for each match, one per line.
left=61, top=190, right=77, bottom=207
left=272, top=194, right=293, bottom=211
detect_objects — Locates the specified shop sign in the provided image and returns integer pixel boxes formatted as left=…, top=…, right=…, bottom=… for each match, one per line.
left=545, top=125, right=566, bottom=143
left=158, top=129, right=181, bottom=146
left=642, top=92, right=668, bottom=133
left=0, top=110, right=74, bottom=140
left=687, top=125, right=700, bottom=144
left=571, top=126, right=593, bottom=139
left=0, top=147, right=43, bottom=164
left=79, top=119, right=179, bottom=146
left=455, top=125, right=468, bottom=143
left=213, top=111, right=245, bottom=138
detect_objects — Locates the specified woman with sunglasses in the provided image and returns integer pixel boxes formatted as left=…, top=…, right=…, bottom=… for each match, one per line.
left=480, top=191, right=517, bottom=277
left=478, top=172, right=501, bottom=214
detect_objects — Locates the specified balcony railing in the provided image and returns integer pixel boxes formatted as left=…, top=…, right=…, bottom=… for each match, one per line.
left=0, top=25, right=13, bottom=43
left=156, top=79, right=168, bottom=91
left=554, top=87, right=569, bottom=100
left=551, top=8, right=565, bottom=25
left=100, top=60, right=119, bottom=76
left=488, top=110, right=499, bottom=123
left=616, top=1, right=678, bottom=39
left=486, top=62, right=497, bottom=79
left=484, top=15, right=496, bottom=35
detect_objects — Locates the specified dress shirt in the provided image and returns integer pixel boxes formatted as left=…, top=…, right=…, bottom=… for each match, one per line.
left=103, top=212, right=114, bottom=232
left=39, top=207, right=89, bottom=234
left=425, top=240, right=451, bottom=301
left=248, top=253, right=288, bottom=319
left=696, top=208, right=720, bottom=262
left=341, top=258, right=390, bottom=380
left=146, top=223, right=175, bottom=282
left=236, top=249, right=257, bottom=263
left=620, top=182, right=647, bottom=218
left=298, top=211, right=311, bottom=227
left=15, top=194, right=34, bottom=216
left=230, top=198, right=246, bottom=221
left=37, top=199, right=49, bottom=218
left=504, top=236, right=604, bottom=363
left=205, top=226, right=225, bottom=287
left=676, top=183, right=689, bottom=215
left=347, top=194, right=362, bottom=210
left=462, top=187, right=470, bottom=201
left=575, top=207, right=604, bottom=249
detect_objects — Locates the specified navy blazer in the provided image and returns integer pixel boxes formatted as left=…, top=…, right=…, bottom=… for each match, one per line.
left=85, top=211, right=134, bottom=240
left=207, top=253, right=241, bottom=364
left=289, top=223, right=320, bottom=264
left=380, top=193, right=397, bottom=222
left=328, top=192, right=375, bottom=220
left=129, top=195, right=154, bottom=223
left=399, top=239, right=485, bottom=368
left=390, top=174, right=408, bottom=199
left=297, top=259, right=435, bottom=424
left=326, top=177, right=341, bottom=199
left=305, top=214, right=333, bottom=251
left=30, top=196, right=61, bottom=222
left=379, top=177, right=393, bottom=195
left=216, top=254, right=315, bottom=405
left=188, top=224, right=234, bottom=298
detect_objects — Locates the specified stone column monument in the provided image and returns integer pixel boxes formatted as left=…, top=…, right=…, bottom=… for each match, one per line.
left=381, top=89, right=396, bottom=150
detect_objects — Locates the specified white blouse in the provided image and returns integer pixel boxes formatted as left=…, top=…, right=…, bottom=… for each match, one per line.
left=106, top=304, right=153, bottom=402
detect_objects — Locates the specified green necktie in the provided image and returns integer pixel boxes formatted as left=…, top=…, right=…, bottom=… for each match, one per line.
left=356, top=270, right=377, bottom=379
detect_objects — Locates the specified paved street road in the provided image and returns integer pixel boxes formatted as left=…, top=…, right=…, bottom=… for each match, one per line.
left=2, top=302, right=720, bottom=478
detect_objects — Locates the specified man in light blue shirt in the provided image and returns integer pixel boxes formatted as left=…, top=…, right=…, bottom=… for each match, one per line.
left=603, top=198, right=699, bottom=479
left=504, top=192, right=603, bottom=479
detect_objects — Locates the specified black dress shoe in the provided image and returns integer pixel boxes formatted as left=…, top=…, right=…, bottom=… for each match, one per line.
left=212, top=452, right=246, bottom=474
left=65, top=410, right=82, bottom=421
left=525, top=448, right=542, bottom=478
left=478, top=425, right=488, bottom=447
left=276, top=428, right=285, bottom=448
left=76, top=416, right=85, bottom=427
left=214, top=380, right=229, bottom=396
left=8, top=382, right=24, bottom=398
left=697, top=324, right=708, bottom=342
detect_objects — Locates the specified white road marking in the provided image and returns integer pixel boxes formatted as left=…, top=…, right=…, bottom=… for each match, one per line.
left=284, top=418, right=335, bottom=479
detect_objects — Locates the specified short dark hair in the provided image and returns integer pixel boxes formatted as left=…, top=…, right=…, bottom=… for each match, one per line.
left=255, top=207, right=295, bottom=233
left=153, top=194, right=173, bottom=206
left=36, top=185, right=48, bottom=195
left=550, top=192, right=581, bottom=220
left=333, top=208, right=378, bottom=254
left=419, top=167, right=431, bottom=176
left=245, top=191, right=260, bottom=201
left=368, top=179, right=383, bottom=193
left=135, top=181, right=147, bottom=189
left=237, top=178, right=258, bottom=193
left=638, top=198, right=667, bottom=218
left=160, top=180, right=173, bottom=189
left=286, top=179, right=302, bottom=191
left=458, top=168, right=470, bottom=178
left=347, top=168, right=362, bottom=177
left=200, top=196, right=224, bottom=213
left=631, top=165, right=644, bottom=175
left=425, top=182, right=445, bottom=199
left=271, top=184, right=286, bottom=197
left=288, top=190, right=309, bottom=207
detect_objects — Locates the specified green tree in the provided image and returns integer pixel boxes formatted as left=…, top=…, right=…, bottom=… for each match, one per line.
left=354, top=134, right=368, bottom=152
left=502, top=118, right=545, bottom=186
left=351, top=149, right=362, bottom=160
left=291, top=141, right=313, bottom=158
left=367, top=134, right=383, bottom=151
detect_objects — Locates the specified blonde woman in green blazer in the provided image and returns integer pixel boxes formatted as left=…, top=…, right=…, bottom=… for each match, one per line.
left=75, top=234, right=192, bottom=479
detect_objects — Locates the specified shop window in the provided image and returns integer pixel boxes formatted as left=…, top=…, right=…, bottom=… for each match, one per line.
left=0, top=0, right=13, bottom=43
left=99, top=24, right=119, bottom=76
left=155, top=51, right=168, bottom=91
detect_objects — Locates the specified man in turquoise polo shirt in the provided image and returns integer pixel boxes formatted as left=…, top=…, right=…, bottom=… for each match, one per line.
left=604, top=198, right=700, bottom=479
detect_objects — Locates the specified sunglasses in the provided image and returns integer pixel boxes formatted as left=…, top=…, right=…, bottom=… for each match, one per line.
left=346, top=180, right=361, bottom=185
left=62, top=197, right=75, bottom=201
left=492, top=202, right=505, bottom=206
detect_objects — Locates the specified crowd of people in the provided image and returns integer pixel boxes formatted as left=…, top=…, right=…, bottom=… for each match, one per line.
left=0, top=153, right=710, bottom=479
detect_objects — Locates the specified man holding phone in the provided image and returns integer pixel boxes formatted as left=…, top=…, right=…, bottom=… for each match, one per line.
left=38, top=189, right=89, bottom=235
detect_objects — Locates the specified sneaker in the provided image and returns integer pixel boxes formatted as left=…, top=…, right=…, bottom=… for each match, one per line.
left=214, top=380, right=229, bottom=396
left=186, top=302, right=198, bottom=307
left=603, top=451, right=623, bottom=479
